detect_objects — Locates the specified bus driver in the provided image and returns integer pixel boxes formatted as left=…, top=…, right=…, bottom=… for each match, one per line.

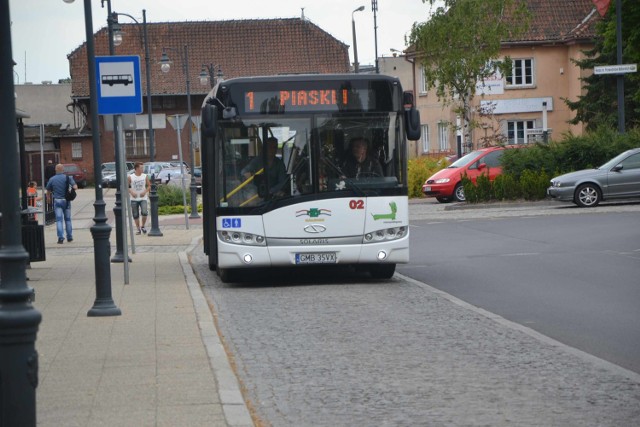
left=342, top=137, right=383, bottom=179
left=241, top=137, right=287, bottom=195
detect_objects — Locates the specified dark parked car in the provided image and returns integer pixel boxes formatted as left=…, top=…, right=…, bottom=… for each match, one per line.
left=62, top=163, right=87, bottom=188
left=193, top=167, right=202, bottom=193
left=548, top=147, right=640, bottom=207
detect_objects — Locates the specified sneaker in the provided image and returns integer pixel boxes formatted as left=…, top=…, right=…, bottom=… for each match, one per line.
left=57, top=238, right=64, bottom=244
left=141, top=227, right=147, bottom=234
left=136, top=228, right=142, bottom=235
left=67, top=238, right=73, bottom=242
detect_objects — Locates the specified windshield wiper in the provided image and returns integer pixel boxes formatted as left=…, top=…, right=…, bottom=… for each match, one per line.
left=322, top=157, right=367, bottom=197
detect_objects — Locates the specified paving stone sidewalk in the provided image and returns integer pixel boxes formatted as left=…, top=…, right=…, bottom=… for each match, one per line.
left=28, top=188, right=252, bottom=427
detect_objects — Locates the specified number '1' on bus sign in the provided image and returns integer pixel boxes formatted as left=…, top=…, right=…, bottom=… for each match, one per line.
left=95, top=55, right=143, bottom=115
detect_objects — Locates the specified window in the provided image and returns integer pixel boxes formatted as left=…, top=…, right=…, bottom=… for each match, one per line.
left=507, top=120, right=535, bottom=145
left=506, top=58, right=534, bottom=87
left=620, top=153, right=640, bottom=170
left=421, top=124, right=430, bottom=152
left=124, top=130, right=151, bottom=157
left=71, top=142, right=82, bottom=159
left=479, top=150, right=503, bottom=168
left=419, top=66, right=428, bottom=95
left=438, top=122, right=449, bottom=151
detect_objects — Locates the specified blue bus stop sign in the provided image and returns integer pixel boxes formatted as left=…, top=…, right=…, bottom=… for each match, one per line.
left=95, top=55, right=143, bottom=115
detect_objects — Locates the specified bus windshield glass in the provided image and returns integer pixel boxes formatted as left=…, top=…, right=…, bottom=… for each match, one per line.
left=216, top=112, right=404, bottom=208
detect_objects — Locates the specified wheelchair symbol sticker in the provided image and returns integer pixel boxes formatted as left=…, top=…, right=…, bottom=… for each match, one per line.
left=222, top=218, right=241, bottom=228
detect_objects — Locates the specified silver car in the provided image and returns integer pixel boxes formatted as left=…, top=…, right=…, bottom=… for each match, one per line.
left=548, top=147, right=640, bottom=207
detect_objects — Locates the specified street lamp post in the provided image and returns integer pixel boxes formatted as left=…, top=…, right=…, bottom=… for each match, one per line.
left=111, top=10, right=161, bottom=236
left=352, top=6, right=365, bottom=73
left=199, top=63, right=224, bottom=89
left=160, top=46, right=200, bottom=219
left=111, top=9, right=155, bottom=161
left=63, top=0, right=121, bottom=319
left=372, top=0, right=379, bottom=73
left=102, top=0, right=129, bottom=263
left=0, top=1, right=42, bottom=423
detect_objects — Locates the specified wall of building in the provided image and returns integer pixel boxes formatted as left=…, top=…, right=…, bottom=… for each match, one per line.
left=15, top=83, right=75, bottom=127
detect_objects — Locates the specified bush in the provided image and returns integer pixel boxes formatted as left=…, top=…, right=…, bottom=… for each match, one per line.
left=502, top=127, right=640, bottom=177
left=158, top=204, right=202, bottom=215
left=157, top=184, right=187, bottom=207
left=408, top=156, right=447, bottom=198
left=519, top=169, right=549, bottom=201
left=462, top=173, right=493, bottom=203
left=493, top=174, right=520, bottom=201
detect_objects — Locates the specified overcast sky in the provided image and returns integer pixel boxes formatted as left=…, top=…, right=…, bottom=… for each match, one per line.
left=9, top=0, right=439, bottom=85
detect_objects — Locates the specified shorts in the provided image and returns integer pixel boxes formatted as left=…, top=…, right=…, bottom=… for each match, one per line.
left=131, top=200, right=148, bottom=219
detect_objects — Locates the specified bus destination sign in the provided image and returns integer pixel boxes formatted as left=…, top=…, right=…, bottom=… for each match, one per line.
left=245, top=89, right=353, bottom=113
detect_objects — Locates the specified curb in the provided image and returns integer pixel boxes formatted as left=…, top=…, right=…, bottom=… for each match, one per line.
left=180, top=237, right=254, bottom=427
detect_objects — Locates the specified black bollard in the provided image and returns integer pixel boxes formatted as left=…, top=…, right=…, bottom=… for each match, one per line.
left=148, top=174, right=163, bottom=236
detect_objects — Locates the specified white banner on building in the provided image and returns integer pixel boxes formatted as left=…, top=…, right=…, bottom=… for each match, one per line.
left=481, top=97, right=553, bottom=115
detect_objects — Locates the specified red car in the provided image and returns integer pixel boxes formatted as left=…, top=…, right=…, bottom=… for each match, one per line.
left=62, top=163, right=88, bottom=188
left=422, top=146, right=510, bottom=203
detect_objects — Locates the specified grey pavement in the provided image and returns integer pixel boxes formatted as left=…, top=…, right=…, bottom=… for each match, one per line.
left=29, top=188, right=253, bottom=427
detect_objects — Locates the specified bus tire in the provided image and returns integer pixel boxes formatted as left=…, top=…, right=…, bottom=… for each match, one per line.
left=208, top=257, right=216, bottom=271
left=369, top=263, right=396, bottom=279
left=217, top=267, right=236, bottom=283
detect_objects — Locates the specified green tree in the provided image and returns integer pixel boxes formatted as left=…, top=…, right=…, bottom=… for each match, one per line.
left=565, top=0, right=640, bottom=130
left=408, top=0, right=529, bottom=151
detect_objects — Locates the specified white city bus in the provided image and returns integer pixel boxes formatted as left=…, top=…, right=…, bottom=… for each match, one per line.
left=200, top=74, right=420, bottom=282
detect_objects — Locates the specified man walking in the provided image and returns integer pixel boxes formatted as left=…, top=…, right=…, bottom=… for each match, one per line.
left=44, top=159, right=56, bottom=185
left=46, top=163, right=77, bottom=244
left=128, top=162, right=151, bottom=235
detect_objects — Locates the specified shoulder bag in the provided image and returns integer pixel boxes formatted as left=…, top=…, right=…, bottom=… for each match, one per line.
left=65, top=175, right=77, bottom=201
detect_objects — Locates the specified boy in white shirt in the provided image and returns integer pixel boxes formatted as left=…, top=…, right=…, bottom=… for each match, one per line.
left=128, top=162, right=151, bottom=234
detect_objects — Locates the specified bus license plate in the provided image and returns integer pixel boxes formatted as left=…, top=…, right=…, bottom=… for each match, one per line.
left=295, top=252, right=337, bottom=264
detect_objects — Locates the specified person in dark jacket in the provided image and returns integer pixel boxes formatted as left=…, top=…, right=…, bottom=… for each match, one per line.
left=44, top=160, right=56, bottom=184
left=46, top=164, right=77, bottom=244
left=341, top=137, right=383, bottom=179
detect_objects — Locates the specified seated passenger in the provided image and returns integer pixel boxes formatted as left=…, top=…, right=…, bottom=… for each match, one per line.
left=341, top=137, right=383, bottom=179
left=241, top=137, right=287, bottom=195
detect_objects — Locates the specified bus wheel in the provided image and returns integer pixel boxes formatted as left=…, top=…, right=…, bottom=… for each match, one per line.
left=217, top=267, right=236, bottom=283
left=369, top=263, right=396, bottom=279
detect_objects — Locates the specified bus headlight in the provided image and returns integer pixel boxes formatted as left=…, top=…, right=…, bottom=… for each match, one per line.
left=219, top=231, right=266, bottom=246
left=363, top=226, right=407, bottom=244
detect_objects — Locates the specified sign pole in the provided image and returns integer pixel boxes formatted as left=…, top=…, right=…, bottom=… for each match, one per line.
left=615, top=0, right=624, bottom=133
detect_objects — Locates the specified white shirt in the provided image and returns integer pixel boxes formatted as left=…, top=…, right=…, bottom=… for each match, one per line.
left=129, top=173, right=149, bottom=201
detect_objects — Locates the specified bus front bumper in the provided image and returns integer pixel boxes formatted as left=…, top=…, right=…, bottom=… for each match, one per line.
left=217, top=237, right=409, bottom=269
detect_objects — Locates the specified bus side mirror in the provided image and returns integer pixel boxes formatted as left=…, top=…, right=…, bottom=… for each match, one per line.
left=202, top=104, right=218, bottom=138
left=403, top=91, right=414, bottom=107
left=405, top=108, right=421, bottom=141
left=403, top=91, right=421, bottom=141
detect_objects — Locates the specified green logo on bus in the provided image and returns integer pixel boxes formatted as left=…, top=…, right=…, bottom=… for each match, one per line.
left=372, top=202, right=397, bottom=220
left=296, top=208, right=332, bottom=218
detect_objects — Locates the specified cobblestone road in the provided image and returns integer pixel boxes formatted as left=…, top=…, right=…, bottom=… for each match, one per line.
left=193, top=200, right=640, bottom=427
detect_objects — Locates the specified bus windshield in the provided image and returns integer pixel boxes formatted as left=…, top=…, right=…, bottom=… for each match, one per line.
left=217, top=112, right=404, bottom=208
